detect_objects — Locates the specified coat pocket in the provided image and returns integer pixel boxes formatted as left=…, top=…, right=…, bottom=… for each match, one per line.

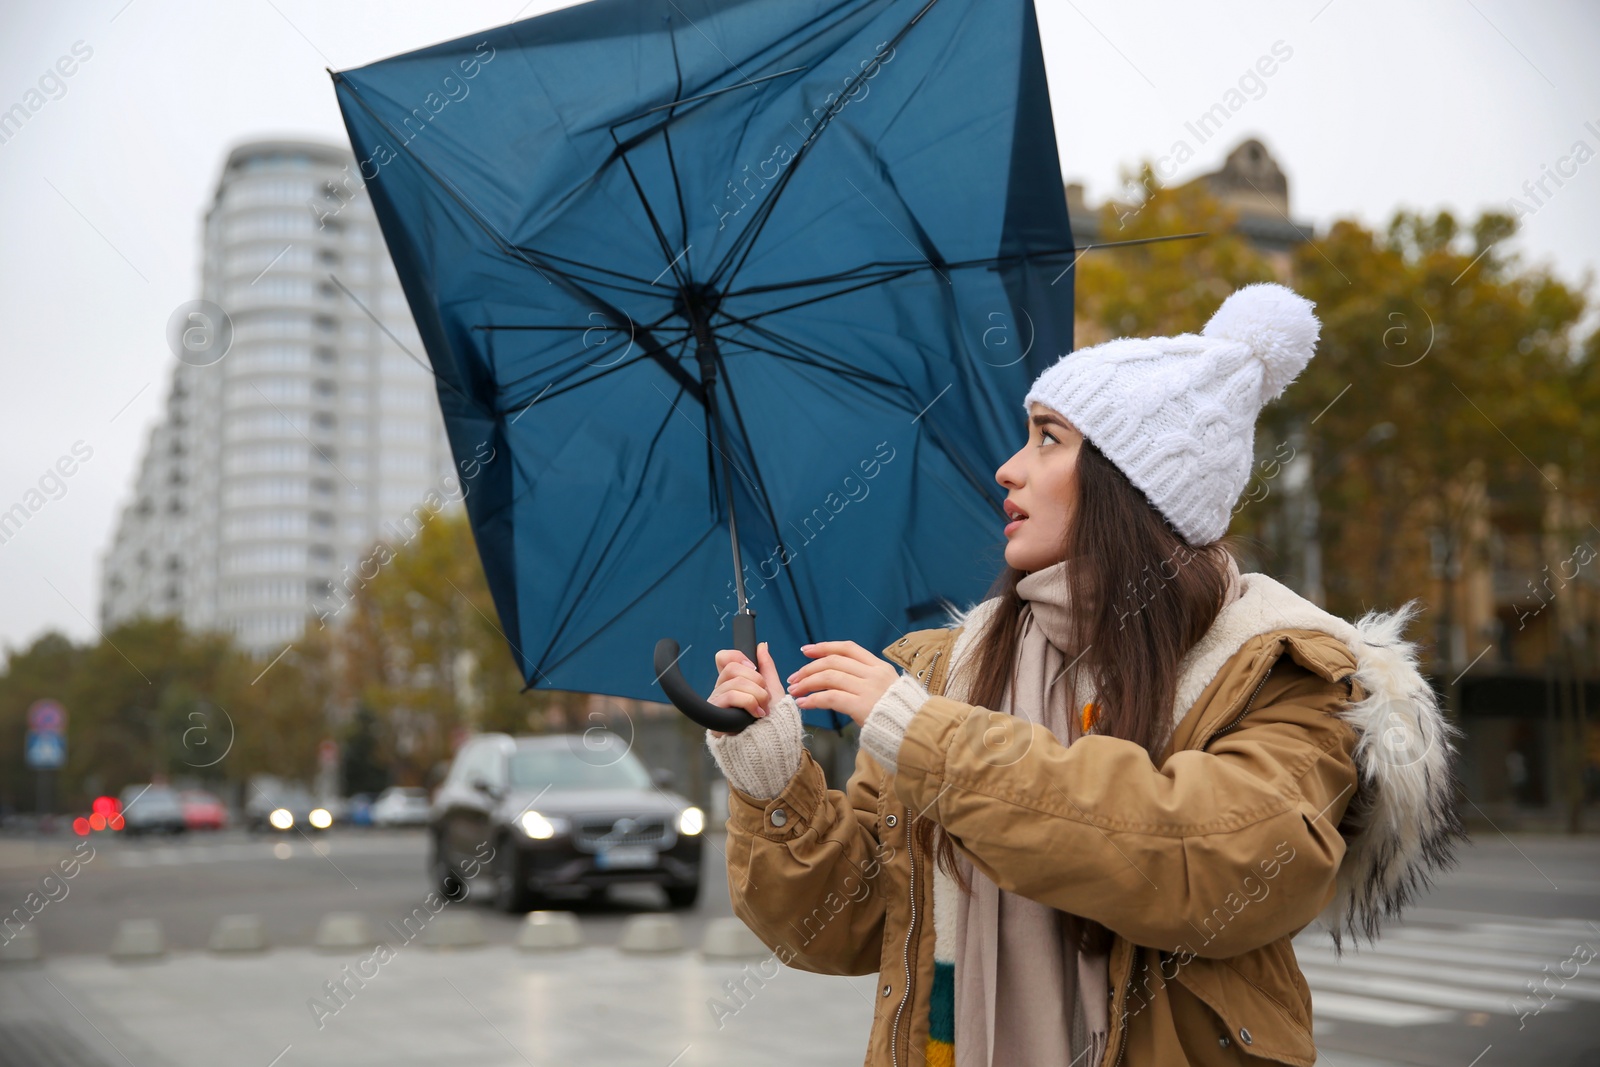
left=1171, top=940, right=1317, bottom=1067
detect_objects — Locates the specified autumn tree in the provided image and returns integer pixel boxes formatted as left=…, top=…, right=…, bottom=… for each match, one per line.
left=320, top=507, right=585, bottom=786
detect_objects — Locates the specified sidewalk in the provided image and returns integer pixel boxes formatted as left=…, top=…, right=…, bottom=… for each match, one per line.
left=2, top=942, right=880, bottom=1067
left=0, top=941, right=1419, bottom=1067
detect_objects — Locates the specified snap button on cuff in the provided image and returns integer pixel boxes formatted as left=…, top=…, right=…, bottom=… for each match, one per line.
left=885, top=814, right=897, bottom=827
left=770, top=808, right=787, bottom=827
left=882, top=984, right=892, bottom=997
left=1238, top=1028, right=1252, bottom=1045
left=1218, top=1036, right=1230, bottom=1048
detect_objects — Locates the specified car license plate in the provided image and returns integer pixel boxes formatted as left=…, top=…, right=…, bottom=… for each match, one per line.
left=596, top=845, right=657, bottom=869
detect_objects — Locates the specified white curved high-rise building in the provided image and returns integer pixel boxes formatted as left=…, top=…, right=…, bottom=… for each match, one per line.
left=100, top=139, right=458, bottom=653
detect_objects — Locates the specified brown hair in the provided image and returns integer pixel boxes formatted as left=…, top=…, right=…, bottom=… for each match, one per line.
left=911, top=433, right=1240, bottom=953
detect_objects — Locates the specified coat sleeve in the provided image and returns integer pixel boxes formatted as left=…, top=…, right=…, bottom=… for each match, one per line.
left=723, top=738, right=897, bottom=976
left=890, top=651, right=1360, bottom=959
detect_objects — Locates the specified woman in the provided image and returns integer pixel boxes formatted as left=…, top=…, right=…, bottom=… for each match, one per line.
left=704, top=282, right=1464, bottom=1067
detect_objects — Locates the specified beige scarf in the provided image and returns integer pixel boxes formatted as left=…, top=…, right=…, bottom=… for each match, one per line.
left=950, top=552, right=1243, bottom=1067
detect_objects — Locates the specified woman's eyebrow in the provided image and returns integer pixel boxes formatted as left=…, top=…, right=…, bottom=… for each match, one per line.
left=1030, top=412, right=1074, bottom=432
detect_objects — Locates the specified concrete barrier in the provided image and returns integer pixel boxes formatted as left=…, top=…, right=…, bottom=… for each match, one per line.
left=0, top=926, right=40, bottom=964
left=515, top=910, right=584, bottom=951
left=313, top=913, right=378, bottom=952
left=700, top=916, right=768, bottom=960
left=420, top=911, right=486, bottom=949
left=209, top=914, right=268, bottom=954
left=110, top=919, right=165, bottom=961
left=618, top=913, right=684, bottom=954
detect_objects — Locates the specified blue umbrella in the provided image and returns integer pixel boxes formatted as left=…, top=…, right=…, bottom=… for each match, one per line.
left=331, top=0, right=1187, bottom=733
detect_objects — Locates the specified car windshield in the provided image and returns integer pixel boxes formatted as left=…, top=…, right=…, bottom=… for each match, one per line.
left=507, top=746, right=653, bottom=790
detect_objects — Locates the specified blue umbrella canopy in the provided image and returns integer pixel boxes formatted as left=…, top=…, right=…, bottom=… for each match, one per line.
left=331, top=0, right=1079, bottom=730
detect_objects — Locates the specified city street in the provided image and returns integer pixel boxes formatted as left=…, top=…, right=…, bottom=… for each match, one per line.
left=0, top=827, right=1595, bottom=1066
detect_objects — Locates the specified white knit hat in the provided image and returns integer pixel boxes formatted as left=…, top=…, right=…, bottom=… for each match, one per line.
left=1023, top=282, right=1320, bottom=545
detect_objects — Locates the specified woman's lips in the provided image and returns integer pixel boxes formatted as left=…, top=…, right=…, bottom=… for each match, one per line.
left=1004, top=517, right=1026, bottom=536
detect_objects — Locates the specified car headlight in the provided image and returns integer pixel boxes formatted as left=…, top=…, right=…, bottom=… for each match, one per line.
left=518, top=811, right=569, bottom=839
left=308, top=808, right=333, bottom=829
left=268, top=808, right=293, bottom=830
left=676, top=806, right=705, bottom=836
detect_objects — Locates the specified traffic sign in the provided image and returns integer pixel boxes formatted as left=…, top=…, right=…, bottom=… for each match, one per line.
left=27, top=699, right=65, bottom=734
left=25, top=731, right=66, bottom=769
left=318, top=739, right=339, bottom=770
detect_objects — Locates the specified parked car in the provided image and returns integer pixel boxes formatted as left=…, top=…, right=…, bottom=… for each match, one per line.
left=180, top=789, right=228, bottom=831
left=430, top=733, right=704, bottom=912
left=119, top=784, right=187, bottom=836
left=244, top=776, right=330, bottom=833
left=371, top=787, right=431, bottom=828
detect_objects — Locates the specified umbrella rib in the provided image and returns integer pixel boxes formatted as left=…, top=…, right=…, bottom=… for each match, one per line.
left=707, top=0, right=943, bottom=296
left=612, top=65, right=809, bottom=126
left=724, top=319, right=908, bottom=393
left=333, top=76, right=565, bottom=285
left=715, top=271, right=922, bottom=327
left=495, top=324, right=700, bottom=414
left=337, top=74, right=664, bottom=302
left=717, top=335, right=901, bottom=392
left=608, top=124, right=693, bottom=295
left=490, top=309, right=687, bottom=395
left=662, top=24, right=692, bottom=280
left=520, top=382, right=696, bottom=688
left=717, top=244, right=1086, bottom=298
left=710, top=232, right=1211, bottom=327
left=502, top=246, right=672, bottom=297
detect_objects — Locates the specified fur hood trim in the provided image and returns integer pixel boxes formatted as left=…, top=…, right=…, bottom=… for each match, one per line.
left=933, top=573, right=1466, bottom=950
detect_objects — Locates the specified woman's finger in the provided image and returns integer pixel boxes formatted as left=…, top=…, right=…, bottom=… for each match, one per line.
left=755, top=642, right=786, bottom=705
left=787, top=652, right=868, bottom=686
left=799, top=640, right=867, bottom=661
left=789, top=667, right=866, bottom=698
left=709, top=677, right=768, bottom=710
left=792, top=686, right=872, bottom=728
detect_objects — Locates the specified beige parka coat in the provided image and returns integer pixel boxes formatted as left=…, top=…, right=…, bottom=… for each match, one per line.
left=719, top=570, right=1464, bottom=1067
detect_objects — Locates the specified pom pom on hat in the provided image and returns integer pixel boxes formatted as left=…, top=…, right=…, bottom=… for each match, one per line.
left=1200, top=281, right=1320, bottom=404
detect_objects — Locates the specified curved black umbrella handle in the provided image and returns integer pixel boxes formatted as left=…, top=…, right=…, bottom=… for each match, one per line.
left=654, top=609, right=759, bottom=733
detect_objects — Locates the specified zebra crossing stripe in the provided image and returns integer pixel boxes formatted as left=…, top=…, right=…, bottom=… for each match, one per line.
left=1308, top=990, right=1453, bottom=1027
left=1299, top=964, right=1571, bottom=1015
left=1296, top=946, right=1600, bottom=1002
left=1305, top=934, right=1593, bottom=979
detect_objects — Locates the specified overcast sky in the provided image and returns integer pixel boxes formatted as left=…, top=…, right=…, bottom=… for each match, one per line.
left=1, top=0, right=1595, bottom=655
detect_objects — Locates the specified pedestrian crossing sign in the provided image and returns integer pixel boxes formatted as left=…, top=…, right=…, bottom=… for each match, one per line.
left=25, top=730, right=65, bottom=769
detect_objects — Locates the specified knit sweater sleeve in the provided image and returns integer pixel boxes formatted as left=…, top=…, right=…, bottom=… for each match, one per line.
left=859, top=670, right=932, bottom=774
left=704, top=694, right=807, bottom=801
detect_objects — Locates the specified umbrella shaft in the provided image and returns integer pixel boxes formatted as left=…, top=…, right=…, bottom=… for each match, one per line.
left=694, top=333, right=751, bottom=616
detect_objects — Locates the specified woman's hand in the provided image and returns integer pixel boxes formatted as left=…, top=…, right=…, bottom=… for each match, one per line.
left=786, top=640, right=900, bottom=729
left=707, top=642, right=786, bottom=738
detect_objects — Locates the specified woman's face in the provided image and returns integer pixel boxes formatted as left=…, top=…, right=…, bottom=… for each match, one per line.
left=995, top=403, right=1084, bottom=573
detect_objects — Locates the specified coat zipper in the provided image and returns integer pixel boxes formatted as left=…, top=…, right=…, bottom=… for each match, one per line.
left=888, top=642, right=943, bottom=1067
left=1105, top=663, right=1276, bottom=1067
left=1110, top=947, right=1136, bottom=1067
left=1209, top=662, right=1275, bottom=744
left=890, top=804, right=916, bottom=1067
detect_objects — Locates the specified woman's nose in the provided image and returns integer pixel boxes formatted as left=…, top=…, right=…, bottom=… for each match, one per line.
left=996, top=456, right=1022, bottom=489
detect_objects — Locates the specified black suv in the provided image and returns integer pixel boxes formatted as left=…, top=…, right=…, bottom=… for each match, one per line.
left=430, top=732, right=706, bottom=911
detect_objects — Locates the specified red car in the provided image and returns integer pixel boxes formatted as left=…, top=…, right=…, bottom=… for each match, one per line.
left=180, top=789, right=229, bottom=831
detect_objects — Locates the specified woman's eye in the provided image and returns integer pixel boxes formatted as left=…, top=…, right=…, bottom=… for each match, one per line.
left=1037, top=429, right=1057, bottom=448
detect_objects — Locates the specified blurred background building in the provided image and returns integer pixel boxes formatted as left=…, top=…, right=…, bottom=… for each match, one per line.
left=99, top=139, right=457, bottom=654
